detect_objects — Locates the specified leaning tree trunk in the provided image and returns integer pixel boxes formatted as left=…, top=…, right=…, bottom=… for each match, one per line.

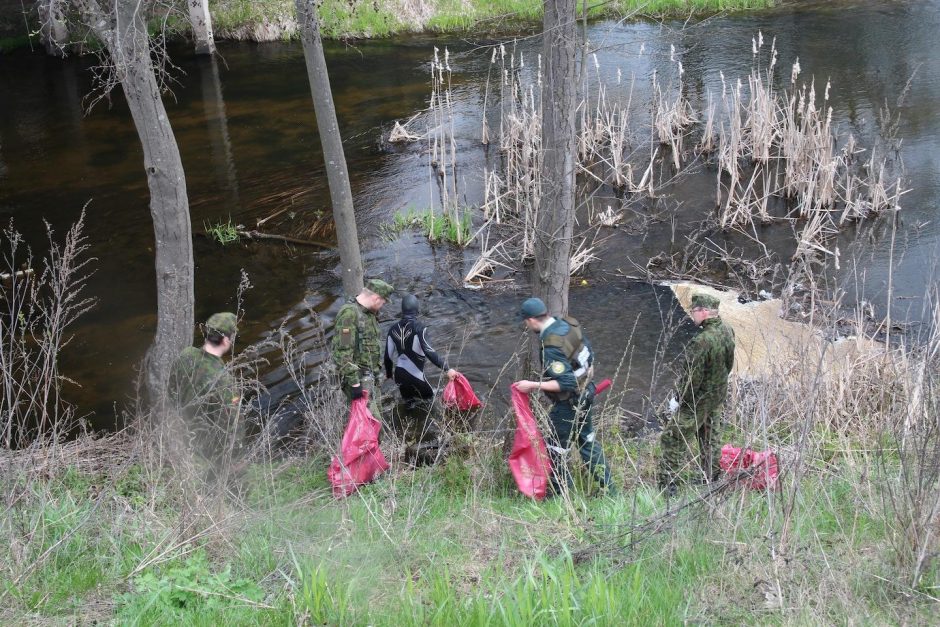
left=37, top=0, right=69, bottom=56
left=294, top=0, right=364, bottom=297
left=75, top=0, right=195, bottom=397
left=187, top=0, right=215, bottom=55
left=536, top=0, right=578, bottom=317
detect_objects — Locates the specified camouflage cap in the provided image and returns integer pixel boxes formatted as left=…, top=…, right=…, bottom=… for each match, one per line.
left=690, top=293, right=721, bottom=310
left=206, top=312, right=237, bottom=336
left=365, top=278, right=394, bottom=299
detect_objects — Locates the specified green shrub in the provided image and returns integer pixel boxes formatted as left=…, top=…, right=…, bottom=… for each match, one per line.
left=119, top=551, right=264, bottom=623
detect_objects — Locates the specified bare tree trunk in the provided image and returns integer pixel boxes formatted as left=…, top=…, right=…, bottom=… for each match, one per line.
left=537, top=0, right=578, bottom=316
left=37, top=0, right=69, bottom=56
left=187, top=0, right=215, bottom=55
left=294, top=0, right=364, bottom=297
left=74, top=0, right=195, bottom=397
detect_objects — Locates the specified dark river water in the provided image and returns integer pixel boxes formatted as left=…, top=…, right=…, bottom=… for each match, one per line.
left=1, top=0, right=938, bottom=431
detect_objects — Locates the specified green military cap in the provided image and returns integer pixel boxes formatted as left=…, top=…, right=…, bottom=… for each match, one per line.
left=690, top=293, right=721, bottom=310
left=519, top=297, right=548, bottom=320
left=206, top=312, right=237, bottom=336
left=365, top=278, right=394, bottom=299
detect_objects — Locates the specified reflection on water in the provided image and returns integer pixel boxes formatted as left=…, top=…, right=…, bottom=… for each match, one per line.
left=1, top=0, right=938, bottom=428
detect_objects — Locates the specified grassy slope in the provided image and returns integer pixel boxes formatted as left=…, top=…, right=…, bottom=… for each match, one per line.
left=2, top=441, right=935, bottom=625
left=209, top=0, right=777, bottom=40
left=0, top=0, right=776, bottom=51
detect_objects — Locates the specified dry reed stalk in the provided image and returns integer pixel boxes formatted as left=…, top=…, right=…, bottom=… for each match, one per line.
left=699, top=90, right=717, bottom=155
left=482, top=168, right=508, bottom=223
left=651, top=60, right=695, bottom=171
left=0, top=212, right=94, bottom=450
left=388, top=120, right=420, bottom=143
left=716, top=73, right=747, bottom=224
left=708, top=38, right=908, bottom=250
left=470, top=33, right=910, bottom=284
left=593, top=206, right=623, bottom=227
left=463, top=238, right=514, bottom=284
left=793, top=203, right=837, bottom=263
left=569, top=242, right=597, bottom=276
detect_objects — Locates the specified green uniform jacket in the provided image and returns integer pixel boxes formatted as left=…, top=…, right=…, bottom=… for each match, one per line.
left=677, top=317, right=735, bottom=412
left=539, top=318, right=586, bottom=402
left=331, top=299, right=382, bottom=388
left=168, top=346, right=238, bottom=411
left=167, top=346, right=239, bottom=457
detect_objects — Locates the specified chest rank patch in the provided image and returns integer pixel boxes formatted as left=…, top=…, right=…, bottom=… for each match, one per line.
left=550, top=361, right=566, bottom=375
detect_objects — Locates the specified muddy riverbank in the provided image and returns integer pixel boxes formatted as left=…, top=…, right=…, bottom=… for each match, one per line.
left=1, top=0, right=938, bottom=430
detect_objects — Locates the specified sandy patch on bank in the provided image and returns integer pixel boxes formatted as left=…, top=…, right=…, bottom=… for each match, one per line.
left=669, top=282, right=883, bottom=381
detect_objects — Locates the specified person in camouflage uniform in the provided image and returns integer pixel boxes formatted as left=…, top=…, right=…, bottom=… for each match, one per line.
left=167, top=312, right=242, bottom=466
left=330, top=279, right=394, bottom=421
left=658, top=292, right=736, bottom=495
left=515, top=297, right=613, bottom=495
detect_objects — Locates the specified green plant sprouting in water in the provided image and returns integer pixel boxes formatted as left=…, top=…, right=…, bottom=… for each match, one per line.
left=204, top=217, right=240, bottom=246
left=389, top=207, right=473, bottom=246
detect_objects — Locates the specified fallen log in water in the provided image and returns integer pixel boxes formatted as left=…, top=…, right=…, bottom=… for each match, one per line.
left=235, top=229, right=331, bottom=249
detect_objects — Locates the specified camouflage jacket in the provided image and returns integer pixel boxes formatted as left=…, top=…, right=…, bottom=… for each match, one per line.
left=167, top=346, right=239, bottom=425
left=331, top=299, right=382, bottom=388
left=677, top=317, right=735, bottom=412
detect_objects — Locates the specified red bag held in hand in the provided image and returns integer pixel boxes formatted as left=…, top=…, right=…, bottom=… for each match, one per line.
left=508, top=384, right=552, bottom=500
left=328, top=391, right=389, bottom=498
left=719, top=444, right=779, bottom=490
left=442, top=373, right=482, bottom=411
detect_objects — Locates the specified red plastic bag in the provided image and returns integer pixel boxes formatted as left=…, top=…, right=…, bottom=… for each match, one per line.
left=719, top=444, right=779, bottom=490
left=442, top=373, right=482, bottom=411
left=508, top=384, right=552, bottom=500
left=328, top=391, right=389, bottom=498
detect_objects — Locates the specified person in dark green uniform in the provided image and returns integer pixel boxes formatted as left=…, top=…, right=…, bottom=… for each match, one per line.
left=658, top=292, right=736, bottom=496
left=514, top=297, right=613, bottom=495
left=168, top=312, right=242, bottom=466
left=330, top=279, right=394, bottom=421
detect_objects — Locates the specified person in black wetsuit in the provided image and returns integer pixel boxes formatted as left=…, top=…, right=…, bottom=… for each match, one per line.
left=384, top=294, right=459, bottom=450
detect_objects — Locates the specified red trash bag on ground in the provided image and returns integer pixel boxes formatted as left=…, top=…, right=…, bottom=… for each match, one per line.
left=719, top=444, right=779, bottom=490
left=442, top=373, right=482, bottom=411
left=328, top=391, right=389, bottom=498
left=508, top=384, right=552, bottom=500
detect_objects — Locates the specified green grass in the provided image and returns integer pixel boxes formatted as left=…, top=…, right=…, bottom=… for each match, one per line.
left=204, top=217, right=241, bottom=246
left=617, top=0, right=776, bottom=14
left=3, top=443, right=936, bottom=624
left=209, top=0, right=296, bottom=39
left=211, top=0, right=399, bottom=39
left=210, top=0, right=777, bottom=40
left=422, top=0, right=777, bottom=34
left=388, top=206, right=474, bottom=246
left=0, top=0, right=778, bottom=51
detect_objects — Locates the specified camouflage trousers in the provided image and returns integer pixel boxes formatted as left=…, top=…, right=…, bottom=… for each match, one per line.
left=343, top=375, right=383, bottom=424
left=546, top=387, right=612, bottom=494
left=182, top=411, right=246, bottom=490
left=658, top=404, right=723, bottom=487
